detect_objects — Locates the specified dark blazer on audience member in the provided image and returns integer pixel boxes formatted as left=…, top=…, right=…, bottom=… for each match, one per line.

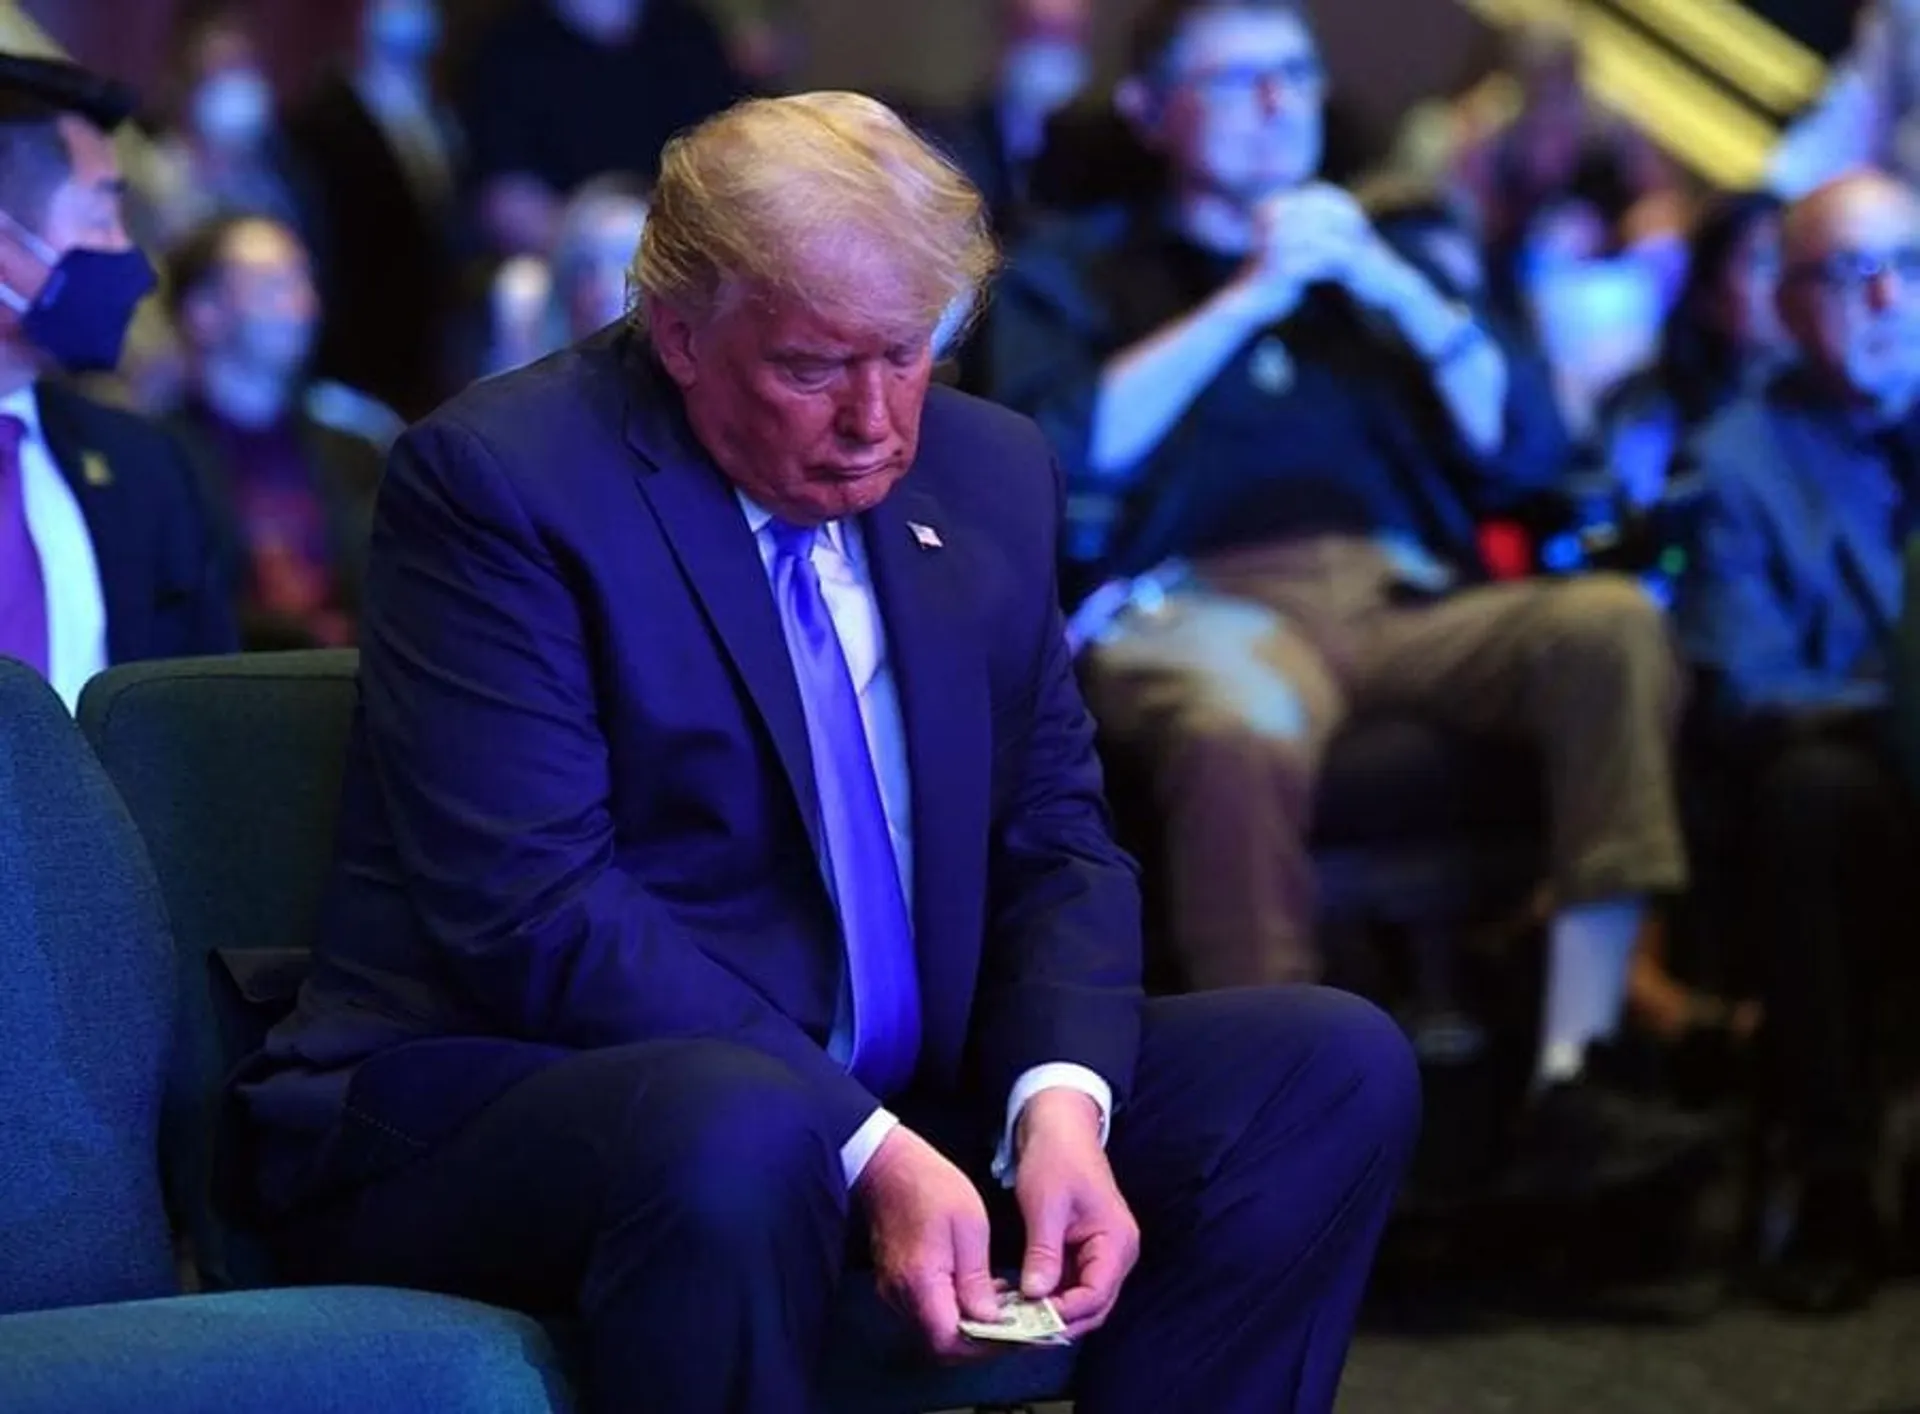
left=1676, top=371, right=1911, bottom=716
left=288, top=75, right=458, bottom=421
left=163, top=405, right=384, bottom=649
left=237, top=325, right=1143, bottom=1212
left=36, top=378, right=237, bottom=664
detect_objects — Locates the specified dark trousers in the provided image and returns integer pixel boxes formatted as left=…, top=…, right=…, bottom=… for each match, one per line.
left=271, top=987, right=1419, bottom=1414
left=1746, top=733, right=1920, bottom=1175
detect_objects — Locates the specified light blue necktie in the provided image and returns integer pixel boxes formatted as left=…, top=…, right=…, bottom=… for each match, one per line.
left=766, top=520, right=921, bottom=1098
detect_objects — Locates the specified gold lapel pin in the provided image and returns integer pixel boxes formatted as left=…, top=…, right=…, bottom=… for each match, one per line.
left=81, top=451, right=112, bottom=488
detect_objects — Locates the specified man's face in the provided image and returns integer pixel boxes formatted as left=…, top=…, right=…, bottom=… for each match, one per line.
left=552, top=0, right=644, bottom=44
left=1145, top=8, right=1325, bottom=204
left=1000, top=0, right=1094, bottom=115
left=1781, top=179, right=1920, bottom=420
left=1005, top=0, right=1092, bottom=46
left=198, top=218, right=318, bottom=377
left=0, top=115, right=130, bottom=315
left=651, top=281, right=933, bottom=526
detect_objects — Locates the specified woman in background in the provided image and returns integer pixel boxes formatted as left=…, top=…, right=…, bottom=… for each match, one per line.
left=1597, top=192, right=1790, bottom=511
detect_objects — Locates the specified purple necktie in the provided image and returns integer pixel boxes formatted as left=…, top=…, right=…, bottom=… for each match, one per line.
left=766, top=520, right=921, bottom=1098
left=0, top=415, right=47, bottom=677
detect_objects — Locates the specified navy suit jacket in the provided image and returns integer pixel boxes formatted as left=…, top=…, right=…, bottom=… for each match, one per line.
left=241, top=327, right=1144, bottom=1196
left=37, top=379, right=237, bottom=664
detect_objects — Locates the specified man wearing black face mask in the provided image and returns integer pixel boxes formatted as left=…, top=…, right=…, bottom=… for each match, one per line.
left=0, top=55, right=235, bottom=709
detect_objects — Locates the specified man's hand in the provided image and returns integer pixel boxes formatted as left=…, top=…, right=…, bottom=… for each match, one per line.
left=1225, top=181, right=1367, bottom=327
left=1012, top=1089, right=1141, bottom=1341
left=857, top=1125, right=1004, bottom=1361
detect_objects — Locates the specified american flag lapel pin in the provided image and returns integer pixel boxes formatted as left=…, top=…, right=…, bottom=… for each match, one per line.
left=908, top=520, right=943, bottom=550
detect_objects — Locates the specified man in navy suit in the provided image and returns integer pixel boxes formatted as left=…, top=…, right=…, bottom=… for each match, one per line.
left=239, top=90, right=1419, bottom=1413
left=0, top=56, right=234, bottom=706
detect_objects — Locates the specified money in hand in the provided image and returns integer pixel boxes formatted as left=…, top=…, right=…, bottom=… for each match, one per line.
left=958, top=1292, right=1071, bottom=1347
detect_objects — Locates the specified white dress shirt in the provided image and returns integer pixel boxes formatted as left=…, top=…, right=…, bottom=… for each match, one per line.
left=738, top=494, right=1112, bottom=1188
left=2, top=385, right=107, bottom=712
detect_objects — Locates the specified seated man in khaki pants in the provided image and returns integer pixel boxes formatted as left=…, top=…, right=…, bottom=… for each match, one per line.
left=990, top=0, right=1714, bottom=1195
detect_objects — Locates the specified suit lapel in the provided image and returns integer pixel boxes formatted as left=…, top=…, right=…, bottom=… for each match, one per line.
left=621, top=358, right=823, bottom=853
left=36, top=382, right=144, bottom=663
left=861, top=480, right=990, bottom=1059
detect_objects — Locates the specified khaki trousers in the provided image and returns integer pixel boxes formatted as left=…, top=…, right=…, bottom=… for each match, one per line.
left=1083, top=536, right=1688, bottom=990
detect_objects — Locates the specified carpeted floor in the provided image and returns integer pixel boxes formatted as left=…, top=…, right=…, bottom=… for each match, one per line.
left=1002, top=1283, right=1920, bottom=1414
left=1337, top=1283, right=1920, bottom=1414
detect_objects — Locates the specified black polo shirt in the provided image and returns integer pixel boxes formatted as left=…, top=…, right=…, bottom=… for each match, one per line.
left=987, top=208, right=1566, bottom=585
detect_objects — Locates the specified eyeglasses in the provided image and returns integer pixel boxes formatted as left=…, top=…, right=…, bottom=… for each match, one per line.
left=1169, top=56, right=1326, bottom=102
left=1784, top=245, right=1920, bottom=296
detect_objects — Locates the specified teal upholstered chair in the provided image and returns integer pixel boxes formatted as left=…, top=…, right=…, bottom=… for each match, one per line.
left=0, top=657, right=570, bottom=1413
left=79, top=651, right=1076, bottom=1414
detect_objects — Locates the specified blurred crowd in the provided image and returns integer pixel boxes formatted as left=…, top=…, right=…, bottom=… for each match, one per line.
left=12, top=0, right=1920, bottom=1328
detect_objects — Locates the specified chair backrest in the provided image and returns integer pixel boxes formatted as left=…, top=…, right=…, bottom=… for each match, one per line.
left=0, top=659, right=177, bottom=1314
left=79, top=650, right=358, bottom=1290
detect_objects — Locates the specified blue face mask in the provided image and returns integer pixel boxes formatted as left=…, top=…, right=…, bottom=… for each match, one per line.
left=0, top=210, right=156, bottom=373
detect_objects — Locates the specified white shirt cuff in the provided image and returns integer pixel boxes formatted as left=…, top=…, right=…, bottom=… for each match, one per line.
left=990, top=1063, right=1113, bottom=1188
left=839, top=1106, right=900, bottom=1189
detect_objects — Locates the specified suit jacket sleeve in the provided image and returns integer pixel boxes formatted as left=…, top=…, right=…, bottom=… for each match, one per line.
left=969, top=450, right=1144, bottom=1117
left=1675, top=433, right=1878, bottom=715
left=361, top=418, right=879, bottom=1143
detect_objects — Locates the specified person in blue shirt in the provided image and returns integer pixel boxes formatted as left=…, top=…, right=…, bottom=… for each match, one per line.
left=1677, top=170, right=1920, bottom=1314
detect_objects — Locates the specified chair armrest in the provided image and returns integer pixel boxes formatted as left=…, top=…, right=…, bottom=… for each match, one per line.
left=0, top=1286, right=572, bottom=1414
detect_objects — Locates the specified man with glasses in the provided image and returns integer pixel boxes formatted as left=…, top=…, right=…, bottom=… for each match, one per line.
left=1678, top=170, right=1920, bottom=1315
left=990, top=0, right=1715, bottom=1198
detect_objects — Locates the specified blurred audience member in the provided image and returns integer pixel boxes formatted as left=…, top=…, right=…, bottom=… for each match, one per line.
left=479, top=174, right=649, bottom=377
left=0, top=55, right=234, bottom=707
left=479, top=253, right=556, bottom=379
left=146, top=6, right=322, bottom=256
left=551, top=174, right=648, bottom=338
left=1600, top=193, right=1789, bottom=512
left=1361, top=174, right=1491, bottom=307
left=1771, top=0, right=1920, bottom=199
left=461, top=0, right=744, bottom=256
left=1452, top=19, right=1680, bottom=311
left=166, top=215, right=380, bottom=650
left=289, top=0, right=460, bottom=420
left=1514, top=198, right=1669, bottom=445
left=1677, top=172, right=1920, bottom=1314
left=1366, top=174, right=1578, bottom=492
left=697, top=0, right=801, bottom=89
left=920, top=0, right=1094, bottom=237
left=992, top=0, right=1710, bottom=1197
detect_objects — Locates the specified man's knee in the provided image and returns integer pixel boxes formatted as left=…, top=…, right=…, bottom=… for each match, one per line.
left=1164, top=989, right=1420, bottom=1266
left=1184, top=988, right=1423, bottom=1168
left=1275, top=989, right=1422, bottom=1166
left=602, top=1041, right=846, bottom=1245
left=1542, top=574, right=1670, bottom=658
left=1534, top=575, right=1680, bottom=721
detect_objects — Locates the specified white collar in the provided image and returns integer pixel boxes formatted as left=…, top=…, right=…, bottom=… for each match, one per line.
left=0, top=383, right=44, bottom=443
left=736, top=489, right=850, bottom=559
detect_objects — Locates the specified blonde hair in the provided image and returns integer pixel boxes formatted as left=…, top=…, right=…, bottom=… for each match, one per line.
left=633, top=91, right=999, bottom=346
